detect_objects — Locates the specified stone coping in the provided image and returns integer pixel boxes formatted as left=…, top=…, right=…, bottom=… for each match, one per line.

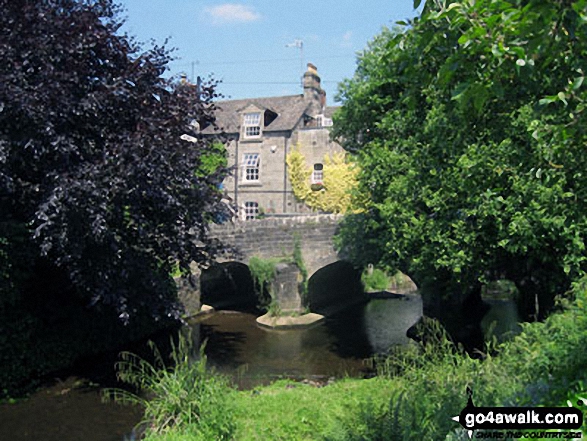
left=256, top=312, right=325, bottom=329
left=209, top=214, right=342, bottom=232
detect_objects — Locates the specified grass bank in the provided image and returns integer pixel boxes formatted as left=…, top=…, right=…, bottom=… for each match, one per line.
left=117, top=280, right=587, bottom=440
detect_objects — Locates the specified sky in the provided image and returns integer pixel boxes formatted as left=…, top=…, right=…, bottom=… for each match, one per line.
left=118, top=1, right=421, bottom=103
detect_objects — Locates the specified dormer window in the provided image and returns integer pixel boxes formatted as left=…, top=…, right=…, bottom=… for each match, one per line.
left=243, top=112, right=261, bottom=138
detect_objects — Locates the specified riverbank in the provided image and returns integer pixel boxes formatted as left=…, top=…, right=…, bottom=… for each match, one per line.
left=133, top=281, right=587, bottom=440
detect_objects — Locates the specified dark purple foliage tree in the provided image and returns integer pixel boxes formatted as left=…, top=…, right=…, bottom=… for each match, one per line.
left=0, top=0, right=229, bottom=322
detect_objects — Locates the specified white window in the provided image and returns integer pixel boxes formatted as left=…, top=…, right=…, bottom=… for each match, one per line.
left=312, top=163, right=324, bottom=184
left=243, top=201, right=259, bottom=220
left=243, top=112, right=261, bottom=138
left=314, top=115, right=333, bottom=128
left=243, top=153, right=260, bottom=181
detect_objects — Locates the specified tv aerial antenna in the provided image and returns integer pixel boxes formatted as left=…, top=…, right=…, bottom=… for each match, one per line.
left=286, top=39, right=304, bottom=89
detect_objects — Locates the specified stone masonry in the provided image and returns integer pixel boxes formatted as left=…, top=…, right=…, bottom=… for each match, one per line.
left=177, top=214, right=343, bottom=317
left=209, top=214, right=343, bottom=279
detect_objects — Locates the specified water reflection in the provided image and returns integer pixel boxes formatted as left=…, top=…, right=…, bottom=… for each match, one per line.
left=191, top=295, right=424, bottom=386
left=364, top=296, right=424, bottom=352
left=192, top=293, right=522, bottom=388
left=1, top=294, right=521, bottom=441
left=196, top=311, right=366, bottom=382
left=0, top=377, right=143, bottom=441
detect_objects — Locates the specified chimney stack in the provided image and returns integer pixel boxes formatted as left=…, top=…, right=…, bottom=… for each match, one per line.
left=303, top=63, right=325, bottom=113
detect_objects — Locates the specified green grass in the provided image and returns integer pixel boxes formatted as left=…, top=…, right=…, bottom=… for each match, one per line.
left=123, top=280, right=587, bottom=440
left=230, top=378, right=393, bottom=440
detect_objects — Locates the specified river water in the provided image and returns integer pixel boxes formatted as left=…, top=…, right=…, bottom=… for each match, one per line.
left=0, top=294, right=520, bottom=441
left=192, top=295, right=423, bottom=387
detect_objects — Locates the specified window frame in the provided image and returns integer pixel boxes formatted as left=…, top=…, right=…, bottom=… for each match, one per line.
left=243, top=201, right=259, bottom=220
left=312, top=163, right=324, bottom=184
left=243, top=112, right=262, bottom=139
left=243, top=153, right=260, bottom=182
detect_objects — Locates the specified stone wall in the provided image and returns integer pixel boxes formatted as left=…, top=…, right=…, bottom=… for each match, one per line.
left=175, top=273, right=201, bottom=318
left=209, top=214, right=343, bottom=278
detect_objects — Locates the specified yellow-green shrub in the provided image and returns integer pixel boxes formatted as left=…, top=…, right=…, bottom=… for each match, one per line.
left=286, top=146, right=360, bottom=214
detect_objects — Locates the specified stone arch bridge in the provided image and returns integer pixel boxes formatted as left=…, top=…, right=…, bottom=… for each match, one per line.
left=177, top=214, right=367, bottom=317
left=210, top=214, right=343, bottom=279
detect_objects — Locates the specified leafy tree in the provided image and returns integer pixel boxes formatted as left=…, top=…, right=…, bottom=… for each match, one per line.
left=333, top=0, right=587, bottom=319
left=0, top=0, right=229, bottom=322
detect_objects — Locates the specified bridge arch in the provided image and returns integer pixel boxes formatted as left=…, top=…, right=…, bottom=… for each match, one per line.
left=306, top=261, right=366, bottom=316
left=175, top=215, right=372, bottom=317
left=200, top=262, right=262, bottom=312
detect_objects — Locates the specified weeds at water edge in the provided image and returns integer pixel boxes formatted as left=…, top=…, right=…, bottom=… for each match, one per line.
left=102, top=331, right=236, bottom=440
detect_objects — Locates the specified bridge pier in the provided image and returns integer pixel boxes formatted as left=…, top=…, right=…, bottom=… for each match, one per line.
left=258, top=262, right=325, bottom=329
left=270, top=262, right=304, bottom=313
left=175, top=267, right=202, bottom=318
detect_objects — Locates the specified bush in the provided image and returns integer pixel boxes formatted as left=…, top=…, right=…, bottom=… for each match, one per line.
left=333, top=0, right=587, bottom=321
left=361, top=267, right=390, bottom=292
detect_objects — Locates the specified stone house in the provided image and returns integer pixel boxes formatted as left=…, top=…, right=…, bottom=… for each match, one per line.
left=202, top=63, right=344, bottom=220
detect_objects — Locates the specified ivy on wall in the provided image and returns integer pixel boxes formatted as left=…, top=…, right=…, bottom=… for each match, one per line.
left=286, top=145, right=360, bottom=214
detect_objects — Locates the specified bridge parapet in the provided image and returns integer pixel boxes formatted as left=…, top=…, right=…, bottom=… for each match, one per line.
left=209, top=214, right=343, bottom=234
left=209, top=214, right=344, bottom=279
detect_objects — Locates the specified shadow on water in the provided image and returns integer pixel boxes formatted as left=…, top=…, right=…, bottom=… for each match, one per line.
left=193, top=311, right=369, bottom=385
left=322, top=306, right=373, bottom=358
left=0, top=324, right=181, bottom=441
left=190, top=293, right=425, bottom=389
left=412, top=281, right=522, bottom=354
left=198, top=314, right=248, bottom=369
left=321, top=295, right=425, bottom=358
left=0, top=376, right=144, bottom=441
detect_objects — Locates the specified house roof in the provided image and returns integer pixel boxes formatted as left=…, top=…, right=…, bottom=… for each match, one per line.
left=203, top=94, right=310, bottom=135
left=324, top=106, right=339, bottom=119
